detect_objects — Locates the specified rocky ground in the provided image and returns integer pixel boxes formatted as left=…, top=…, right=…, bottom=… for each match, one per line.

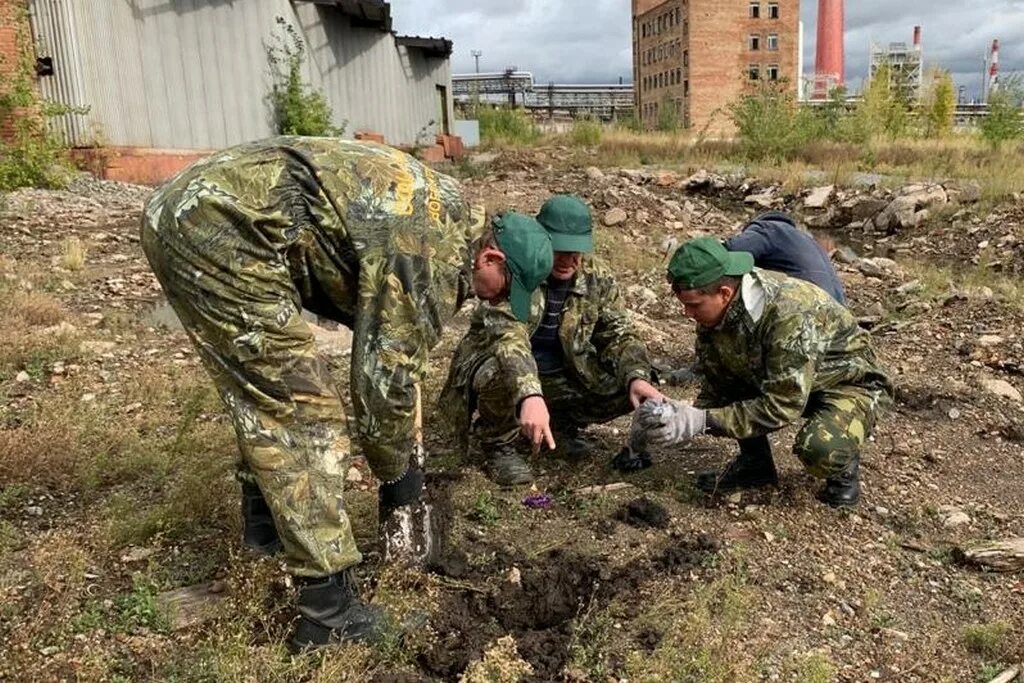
left=0, top=152, right=1022, bottom=683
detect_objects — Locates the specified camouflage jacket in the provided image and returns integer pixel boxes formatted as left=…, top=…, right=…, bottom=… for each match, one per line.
left=440, top=257, right=650, bottom=427
left=143, top=137, right=484, bottom=479
left=697, top=268, right=892, bottom=440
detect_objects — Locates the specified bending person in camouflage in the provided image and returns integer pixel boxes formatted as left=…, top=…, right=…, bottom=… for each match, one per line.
left=140, top=137, right=553, bottom=649
left=634, top=237, right=892, bottom=507
left=440, top=195, right=663, bottom=486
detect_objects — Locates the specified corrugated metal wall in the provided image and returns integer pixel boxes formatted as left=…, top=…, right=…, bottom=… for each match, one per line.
left=27, top=0, right=453, bottom=149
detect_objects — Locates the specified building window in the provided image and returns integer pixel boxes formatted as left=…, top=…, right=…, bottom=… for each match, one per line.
left=683, top=20, right=688, bottom=36
left=767, top=64, right=780, bottom=80
left=749, top=34, right=760, bottom=51
left=683, top=50, right=689, bottom=66
left=768, top=2, right=779, bottom=18
left=749, top=2, right=760, bottom=18
left=749, top=64, right=760, bottom=80
left=684, top=79, right=689, bottom=96
left=675, top=7, right=680, bottom=23
left=767, top=33, right=778, bottom=51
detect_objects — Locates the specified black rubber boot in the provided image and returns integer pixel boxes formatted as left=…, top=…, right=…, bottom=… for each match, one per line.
left=289, top=569, right=387, bottom=652
left=696, top=436, right=778, bottom=493
left=241, top=482, right=283, bottom=555
left=485, top=446, right=534, bottom=486
left=819, top=457, right=860, bottom=507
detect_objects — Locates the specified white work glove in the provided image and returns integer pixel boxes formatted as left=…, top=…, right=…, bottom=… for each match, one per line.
left=634, top=398, right=707, bottom=447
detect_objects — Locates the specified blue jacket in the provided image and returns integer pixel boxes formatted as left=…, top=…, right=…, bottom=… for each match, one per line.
left=725, top=212, right=846, bottom=304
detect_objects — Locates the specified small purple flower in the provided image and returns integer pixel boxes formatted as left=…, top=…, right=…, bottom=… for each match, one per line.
left=522, top=493, right=553, bottom=509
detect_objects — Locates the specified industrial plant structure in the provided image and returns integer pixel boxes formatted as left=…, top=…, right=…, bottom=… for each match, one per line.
left=631, top=0, right=800, bottom=131
left=869, top=26, right=924, bottom=101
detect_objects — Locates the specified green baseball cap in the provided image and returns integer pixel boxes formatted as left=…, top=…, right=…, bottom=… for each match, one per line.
left=667, top=236, right=754, bottom=290
left=492, top=212, right=554, bottom=322
left=536, top=195, right=594, bottom=253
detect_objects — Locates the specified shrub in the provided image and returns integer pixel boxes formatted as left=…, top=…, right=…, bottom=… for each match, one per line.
left=979, top=74, right=1024, bottom=149
left=729, top=79, right=816, bottom=160
left=0, top=6, right=88, bottom=191
left=473, top=106, right=541, bottom=146
left=266, top=17, right=344, bottom=137
left=570, top=116, right=603, bottom=146
left=922, top=68, right=956, bottom=139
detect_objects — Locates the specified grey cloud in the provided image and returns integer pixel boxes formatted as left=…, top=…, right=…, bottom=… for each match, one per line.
left=388, top=0, right=1021, bottom=98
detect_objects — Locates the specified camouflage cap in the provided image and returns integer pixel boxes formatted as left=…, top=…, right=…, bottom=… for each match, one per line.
left=536, top=194, right=594, bottom=253
left=492, top=212, right=554, bottom=322
left=667, top=236, right=753, bottom=290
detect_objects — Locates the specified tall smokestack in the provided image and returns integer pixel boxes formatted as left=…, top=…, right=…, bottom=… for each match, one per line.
left=989, top=39, right=1000, bottom=94
left=814, top=0, right=845, bottom=92
left=913, top=26, right=921, bottom=49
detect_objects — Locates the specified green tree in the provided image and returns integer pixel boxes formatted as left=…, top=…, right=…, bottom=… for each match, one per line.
left=266, top=17, right=344, bottom=137
left=728, top=78, right=814, bottom=160
left=921, top=68, right=956, bottom=139
left=850, top=62, right=912, bottom=141
left=979, top=74, right=1024, bottom=149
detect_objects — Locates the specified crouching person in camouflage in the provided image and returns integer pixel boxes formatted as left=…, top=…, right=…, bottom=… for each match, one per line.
left=633, top=237, right=892, bottom=507
left=140, top=137, right=553, bottom=650
left=440, top=195, right=663, bottom=486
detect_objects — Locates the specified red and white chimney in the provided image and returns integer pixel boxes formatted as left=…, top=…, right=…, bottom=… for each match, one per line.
left=814, top=0, right=845, bottom=95
left=989, top=39, right=1000, bottom=94
left=913, top=26, right=921, bottom=50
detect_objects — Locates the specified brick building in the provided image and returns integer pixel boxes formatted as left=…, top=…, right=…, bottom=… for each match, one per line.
left=632, top=0, right=800, bottom=133
left=0, top=0, right=33, bottom=141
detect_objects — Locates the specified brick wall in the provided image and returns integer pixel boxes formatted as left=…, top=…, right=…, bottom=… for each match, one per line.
left=0, top=0, right=34, bottom=141
left=633, top=0, right=799, bottom=134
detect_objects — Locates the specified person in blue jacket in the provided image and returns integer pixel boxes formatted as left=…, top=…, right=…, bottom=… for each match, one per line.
left=724, top=211, right=845, bottom=304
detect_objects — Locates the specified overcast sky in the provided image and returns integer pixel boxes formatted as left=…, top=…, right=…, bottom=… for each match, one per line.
left=389, top=0, right=1023, bottom=100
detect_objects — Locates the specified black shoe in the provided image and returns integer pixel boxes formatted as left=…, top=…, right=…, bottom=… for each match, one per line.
left=289, top=569, right=387, bottom=652
left=485, top=446, right=534, bottom=486
left=612, top=447, right=653, bottom=472
left=696, top=439, right=778, bottom=493
left=819, top=458, right=860, bottom=507
left=241, top=482, right=283, bottom=555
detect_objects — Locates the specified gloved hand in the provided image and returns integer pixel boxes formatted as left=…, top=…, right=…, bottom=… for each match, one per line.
left=634, top=399, right=707, bottom=447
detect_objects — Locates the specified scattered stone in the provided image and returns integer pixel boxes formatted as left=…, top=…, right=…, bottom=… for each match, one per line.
left=822, top=612, right=837, bottom=627
left=744, top=190, right=776, bottom=209
left=803, top=185, right=835, bottom=210
left=880, top=627, right=910, bottom=642
left=157, top=581, right=229, bottom=631
left=584, top=166, right=605, bottom=181
left=80, top=393, right=96, bottom=402
left=120, top=546, right=157, bottom=563
left=978, top=335, right=1005, bottom=348
left=939, top=506, right=971, bottom=528
left=346, top=467, right=363, bottom=483
left=507, top=566, right=522, bottom=587
left=981, top=378, right=1022, bottom=403
left=39, top=646, right=59, bottom=657
left=603, top=208, right=628, bottom=227
left=896, top=279, right=923, bottom=295
left=80, top=340, right=117, bottom=354
left=26, top=506, right=43, bottom=516
left=947, top=408, right=961, bottom=420
left=15, top=371, right=30, bottom=383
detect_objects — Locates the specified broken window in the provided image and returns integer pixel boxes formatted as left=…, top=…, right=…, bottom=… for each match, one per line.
left=749, top=2, right=760, bottom=18
left=749, top=34, right=760, bottom=51
left=683, top=50, right=689, bottom=67
left=749, top=64, right=760, bottom=80
left=684, top=79, right=689, bottom=96
left=768, top=2, right=779, bottom=19
left=767, top=64, right=780, bottom=80
left=767, top=33, right=778, bottom=51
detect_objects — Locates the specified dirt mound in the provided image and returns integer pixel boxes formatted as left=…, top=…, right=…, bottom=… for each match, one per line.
left=422, top=538, right=719, bottom=681
left=614, top=496, right=670, bottom=528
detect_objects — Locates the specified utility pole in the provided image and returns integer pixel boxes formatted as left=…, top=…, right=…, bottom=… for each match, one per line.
left=471, top=50, right=482, bottom=73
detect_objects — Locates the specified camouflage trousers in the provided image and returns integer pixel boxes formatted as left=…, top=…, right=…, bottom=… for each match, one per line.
left=142, top=230, right=361, bottom=579
left=726, top=386, right=887, bottom=478
left=471, top=358, right=633, bottom=452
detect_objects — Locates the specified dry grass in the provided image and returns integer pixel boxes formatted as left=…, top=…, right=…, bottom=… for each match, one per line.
left=60, top=235, right=87, bottom=270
